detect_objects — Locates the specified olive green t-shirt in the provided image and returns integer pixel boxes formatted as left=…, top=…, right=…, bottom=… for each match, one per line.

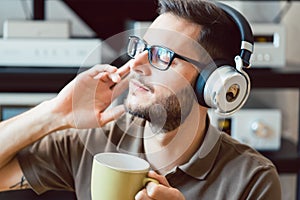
left=17, top=114, right=281, bottom=200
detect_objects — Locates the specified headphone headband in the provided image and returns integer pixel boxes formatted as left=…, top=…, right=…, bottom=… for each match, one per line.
left=216, top=2, right=254, bottom=67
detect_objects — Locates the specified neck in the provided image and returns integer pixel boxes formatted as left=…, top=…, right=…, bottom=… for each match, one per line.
left=144, top=104, right=207, bottom=175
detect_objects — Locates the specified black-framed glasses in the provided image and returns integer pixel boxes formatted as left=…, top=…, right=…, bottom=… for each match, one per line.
left=127, top=36, right=206, bottom=71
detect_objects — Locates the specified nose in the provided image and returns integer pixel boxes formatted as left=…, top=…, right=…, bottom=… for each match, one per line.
left=129, top=51, right=152, bottom=76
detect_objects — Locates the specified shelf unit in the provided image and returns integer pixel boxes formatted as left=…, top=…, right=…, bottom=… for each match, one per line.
left=1, top=66, right=300, bottom=199
left=246, top=67, right=300, bottom=200
left=0, top=189, right=76, bottom=200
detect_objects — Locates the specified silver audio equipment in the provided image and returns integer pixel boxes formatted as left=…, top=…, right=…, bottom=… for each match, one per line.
left=0, top=93, right=57, bottom=121
left=250, top=23, right=286, bottom=68
left=209, top=109, right=282, bottom=151
left=0, top=39, right=101, bottom=67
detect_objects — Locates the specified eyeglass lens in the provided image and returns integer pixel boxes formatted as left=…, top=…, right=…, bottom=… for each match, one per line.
left=150, top=47, right=173, bottom=69
left=127, top=36, right=173, bottom=70
left=127, top=37, right=145, bottom=58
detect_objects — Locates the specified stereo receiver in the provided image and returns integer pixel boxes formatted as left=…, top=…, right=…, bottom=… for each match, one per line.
left=250, top=23, right=286, bottom=68
left=0, top=39, right=102, bottom=67
left=209, top=109, right=282, bottom=151
left=0, top=93, right=57, bottom=121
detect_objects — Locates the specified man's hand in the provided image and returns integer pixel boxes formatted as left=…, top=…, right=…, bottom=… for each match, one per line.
left=51, top=63, right=130, bottom=129
left=135, top=171, right=186, bottom=200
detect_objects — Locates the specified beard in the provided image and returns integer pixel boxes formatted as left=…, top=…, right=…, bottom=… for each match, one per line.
left=124, top=79, right=195, bottom=133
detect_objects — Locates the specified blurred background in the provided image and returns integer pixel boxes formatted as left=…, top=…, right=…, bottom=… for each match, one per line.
left=0, top=1, right=299, bottom=199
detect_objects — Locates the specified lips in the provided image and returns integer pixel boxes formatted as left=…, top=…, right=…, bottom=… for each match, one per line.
left=131, top=79, right=151, bottom=92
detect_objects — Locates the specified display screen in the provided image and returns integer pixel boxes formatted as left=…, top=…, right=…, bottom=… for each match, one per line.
left=0, top=105, right=31, bottom=121
left=254, top=34, right=274, bottom=43
left=217, top=118, right=232, bottom=135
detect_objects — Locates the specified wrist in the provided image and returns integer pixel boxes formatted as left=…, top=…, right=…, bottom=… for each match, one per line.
left=39, top=99, right=73, bottom=131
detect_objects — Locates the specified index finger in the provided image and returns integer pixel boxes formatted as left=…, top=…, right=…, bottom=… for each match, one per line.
left=89, top=64, right=118, bottom=77
left=148, top=171, right=170, bottom=187
left=116, top=61, right=131, bottom=78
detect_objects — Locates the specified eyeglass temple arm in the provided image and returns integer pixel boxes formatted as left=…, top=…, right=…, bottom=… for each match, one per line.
left=175, top=54, right=207, bottom=69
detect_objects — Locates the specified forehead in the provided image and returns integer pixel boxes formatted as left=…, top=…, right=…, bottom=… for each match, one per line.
left=143, top=13, right=204, bottom=60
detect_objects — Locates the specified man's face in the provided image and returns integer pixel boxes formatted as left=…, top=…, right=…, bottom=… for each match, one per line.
left=125, top=13, right=204, bottom=132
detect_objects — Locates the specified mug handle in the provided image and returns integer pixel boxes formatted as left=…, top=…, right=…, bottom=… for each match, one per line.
left=143, top=177, right=159, bottom=186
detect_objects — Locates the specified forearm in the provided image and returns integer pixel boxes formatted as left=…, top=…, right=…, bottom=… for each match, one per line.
left=0, top=99, right=67, bottom=168
left=0, top=64, right=129, bottom=169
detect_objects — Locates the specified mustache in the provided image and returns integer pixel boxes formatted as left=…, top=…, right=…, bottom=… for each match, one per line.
left=130, top=73, right=155, bottom=92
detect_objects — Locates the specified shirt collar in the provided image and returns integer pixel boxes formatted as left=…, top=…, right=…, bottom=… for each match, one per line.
left=179, top=123, right=222, bottom=180
left=113, top=113, right=222, bottom=180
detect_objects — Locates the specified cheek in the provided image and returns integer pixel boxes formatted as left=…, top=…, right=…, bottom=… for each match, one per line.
left=153, top=85, right=173, bottom=99
left=177, top=64, right=198, bottom=82
left=152, top=69, right=195, bottom=93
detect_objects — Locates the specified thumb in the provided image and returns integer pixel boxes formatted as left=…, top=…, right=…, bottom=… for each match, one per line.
left=98, top=104, right=125, bottom=126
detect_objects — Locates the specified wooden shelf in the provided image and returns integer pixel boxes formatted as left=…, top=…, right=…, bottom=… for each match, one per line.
left=246, top=67, right=300, bottom=88
left=0, top=67, right=78, bottom=93
left=0, top=189, right=76, bottom=200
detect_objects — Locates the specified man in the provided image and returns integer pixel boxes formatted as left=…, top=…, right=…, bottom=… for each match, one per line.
left=0, top=0, right=281, bottom=199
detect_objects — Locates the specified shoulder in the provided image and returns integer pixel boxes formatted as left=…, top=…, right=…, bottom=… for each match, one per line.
left=220, top=132, right=277, bottom=172
left=218, top=133, right=281, bottom=198
left=221, top=133, right=274, bottom=164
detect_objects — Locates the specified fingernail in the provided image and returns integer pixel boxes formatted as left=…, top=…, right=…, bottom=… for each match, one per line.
left=111, top=74, right=121, bottom=82
left=146, top=182, right=156, bottom=196
left=135, top=191, right=142, bottom=200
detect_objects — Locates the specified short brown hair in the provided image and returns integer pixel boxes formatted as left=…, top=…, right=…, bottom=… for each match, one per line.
left=158, top=0, right=241, bottom=65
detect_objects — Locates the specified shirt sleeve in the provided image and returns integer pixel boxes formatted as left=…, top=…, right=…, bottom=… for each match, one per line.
left=17, top=129, right=90, bottom=195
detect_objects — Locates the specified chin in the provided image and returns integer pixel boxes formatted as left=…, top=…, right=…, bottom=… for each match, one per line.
left=124, top=83, right=195, bottom=132
left=125, top=100, right=150, bottom=116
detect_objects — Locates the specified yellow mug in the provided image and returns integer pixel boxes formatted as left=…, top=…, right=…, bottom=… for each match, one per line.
left=91, top=152, right=158, bottom=200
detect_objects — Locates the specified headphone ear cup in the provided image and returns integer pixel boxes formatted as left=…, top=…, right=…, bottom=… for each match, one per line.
left=203, top=65, right=248, bottom=114
left=194, top=65, right=215, bottom=108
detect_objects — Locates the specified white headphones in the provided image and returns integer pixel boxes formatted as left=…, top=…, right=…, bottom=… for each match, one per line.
left=195, top=2, right=254, bottom=116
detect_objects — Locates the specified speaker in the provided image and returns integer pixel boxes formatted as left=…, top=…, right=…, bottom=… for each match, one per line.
left=195, top=2, right=254, bottom=116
